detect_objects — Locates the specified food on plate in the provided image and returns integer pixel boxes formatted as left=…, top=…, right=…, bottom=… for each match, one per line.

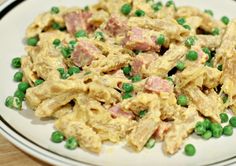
left=6, top=0, right=236, bottom=155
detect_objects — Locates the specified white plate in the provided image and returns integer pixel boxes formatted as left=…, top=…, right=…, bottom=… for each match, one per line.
left=1, top=0, right=236, bottom=165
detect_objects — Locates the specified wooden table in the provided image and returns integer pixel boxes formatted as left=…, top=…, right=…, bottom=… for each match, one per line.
left=0, top=134, right=51, bottom=166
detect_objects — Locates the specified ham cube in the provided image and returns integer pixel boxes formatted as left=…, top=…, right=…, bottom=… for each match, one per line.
left=145, top=76, right=173, bottom=93
left=109, top=105, right=134, bottom=119
left=105, top=15, right=127, bottom=36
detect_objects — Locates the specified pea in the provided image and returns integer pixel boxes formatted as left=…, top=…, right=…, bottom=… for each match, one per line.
left=51, top=7, right=60, bottom=14
left=202, top=130, right=212, bottom=140
left=222, top=95, right=228, bottom=104
left=184, top=144, right=196, bottom=156
left=27, top=36, right=39, bottom=46
left=185, top=36, right=196, bottom=47
left=122, top=83, right=134, bottom=92
left=217, top=64, right=223, bottom=71
left=84, top=6, right=89, bottom=11
left=186, top=50, right=198, bottom=61
left=177, top=18, right=186, bottom=25
left=52, top=22, right=61, bottom=30
left=229, top=116, right=236, bottom=127
left=221, top=16, right=230, bottom=25
left=65, top=137, right=78, bottom=150
left=53, top=39, right=61, bottom=47
left=139, top=110, right=147, bottom=118
left=51, top=131, right=64, bottom=143
left=68, top=66, right=80, bottom=76
left=135, top=9, right=145, bottom=17
left=203, top=119, right=211, bottom=129
left=57, top=68, right=65, bottom=75
left=195, top=122, right=206, bottom=135
left=132, top=75, right=142, bottom=83
left=183, top=24, right=191, bottom=30
left=75, top=30, right=87, bottom=38
left=166, top=76, right=174, bottom=84
left=120, top=3, right=132, bottom=15
left=69, top=40, right=77, bottom=49
left=122, top=92, right=132, bottom=99
left=204, top=9, right=214, bottom=16
left=202, top=47, right=211, bottom=61
left=5, top=96, right=22, bottom=110
left=18, top=82, right=30, bottom=93
left=223, top=125, right=233, bottom=136
left=14, top=71, right=23, bottom=82
left=14, top=90, right=25, bottom=101
left=95, top=31, right=105, bottom=41
left=60, top=47, right=72, bottom=58
left=122, top=66, right=131, bottom=75
left=35, top=79, right=44, bottom=86
left=156, top=34, right=165, bottom=45
left=166, top=0, right=175, bottom=7
left=176, top=61, right=185, bottom=71
left=61, top=73, right=70, bottom=80
left=11, top=57, right=21, bottom=68
left=145, top=138, right=156, bottom=149
left=212, top=28, right=220, bottom=36
left=177, top=95, right=188, bottom=106
left=152, top=2, right=163, bottom=12
left=210, top=123, right=223, bottom=138
left=220, top=113, right=229, bottom=123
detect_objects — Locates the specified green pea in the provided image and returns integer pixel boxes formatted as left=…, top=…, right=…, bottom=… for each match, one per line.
left=222, top=94, right=228, bottom=104
left=95, top=31, right=105, bottom=41
left=204, top=9, right=214, bottom=16
left=195, top=122, right=206, bottom=135
left=132, top=75, right=142, bottom=83
left=202, top=130, right=212, bottom=140
left=221, top=16, right=230, bottom=25
left=5, top=96, right=22, bottom=110
left=51, top=131, right=64, bottom=143
left=11, top=57, right=21, bottom=68
left=217, top=64, right=223, bottom=71
left=51, top=6, right=60, bottom=14
left=152, top=2, right=163, bottom=12
left=122, top=66, right=132, bottom=75
left=14, top=90, right=25, bottom=101
left=135, top=9, right=145, bottom=17
left=186, top=50, right=198, bottom=61
left=177, top=18, right=186, bottom=25
left=203, top=119, right=211, bottom=129
left=229, top=116, right=236, bottom=127
left=223, top=125, right=233, bottom=136
left=52, top=22, right=61, bottom=30
left=13, top=71, right=23, bottom=82
left=176, top=61, right=185, bottom=71
left=35, top=79, right=44, bottom=86
left=166, top=0, right=175, bottom=7
left=27, top=36, right=39, bottom=46
left=61, top=73, right=70, bottom=80
left=53, top=39, right=61, bottom=47
left=120, top=3, right=132, bottom=15
left=69, top=40, right=77, bottom=49
left=156, top=34, right=165, bottom=45
left=212, top=28, right=220, bottom=36
left=210, top=123, right=223, bottom=138
left=177, top=95, right=188, bottom=106
left=220, top=113, right=229, bottom=123
left=68, top=66, right=80, bottom=76
left=75, top=30, right=87, bottom=38
left=202, top=47, right=212, bottom=61
left=184, top=144, right=196, bottom=156
left=57, top=68, right=65, bottom=75
left=122, top=83, right=134, bottom=92
left=133, top=50, right=141, bottom=55
left=65, top=137, right=78, bottom=150
left=18, top=82, right=30, bottom=93
left=139, top=110, right=147, bottom=118
left=84, top=6, right=89, bottom=11
left=166, top=76, right=174, bottom=84
left=122, top=92, right=132, bottom=99
left=145, top=138, right=156, bottom=149
left=60, top=47, right=72, bottom=58
left=183, top=24, right=191, bottom=30
left=185, top=36, right=196, bottom=47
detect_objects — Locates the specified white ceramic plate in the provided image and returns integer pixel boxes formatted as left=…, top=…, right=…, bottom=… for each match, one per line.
left=1, top=0, right=236, bottom=165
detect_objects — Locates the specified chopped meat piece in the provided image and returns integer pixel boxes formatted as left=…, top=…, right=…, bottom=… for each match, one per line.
left=145, top=76, right=173, bottom=93
left=105, top=15, right=127, bottom=36
left=109, top=105, right=134, bottom=119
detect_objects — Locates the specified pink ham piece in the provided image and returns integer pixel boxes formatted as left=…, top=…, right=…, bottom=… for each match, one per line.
left=153, top=122, right=172, bottom=141
left=131, top=53, right=157, bottom=75
left=72, top=40, right=102, bottom=67
left=124, top=27, right=161, bottom=52
left=64, top=11, right=92, bottom=34
left=109, top=105, right=134, bottom=119
left=105, top=15, right=127, bottom=36
left=145, top=76, right=173, bottom=93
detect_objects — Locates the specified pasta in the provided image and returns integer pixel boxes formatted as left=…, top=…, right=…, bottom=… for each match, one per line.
left=8, top=0, right=236, bottom=155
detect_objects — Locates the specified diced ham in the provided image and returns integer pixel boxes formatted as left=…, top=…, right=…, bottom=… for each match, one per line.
left=124, top=27, right=161, bottom=52
left=72, top=40, right=102, bottom=67
left=145, top=76, right=173, bottom=93
left=105, top=15, right=127, bottom=36
left=131, top=53, right=157, bottom=75
left=64, top=11, right=92, bottom=34
left=109, top=105, right=134, bottom=119
left=153, top=122, right=172, bottom=141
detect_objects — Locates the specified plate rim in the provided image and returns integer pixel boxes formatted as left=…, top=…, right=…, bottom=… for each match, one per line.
left=1, top=0, right=236, bottom=165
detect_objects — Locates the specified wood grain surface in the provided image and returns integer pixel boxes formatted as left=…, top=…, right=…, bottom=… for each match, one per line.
left=0, top=134, right=51, bottom=166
